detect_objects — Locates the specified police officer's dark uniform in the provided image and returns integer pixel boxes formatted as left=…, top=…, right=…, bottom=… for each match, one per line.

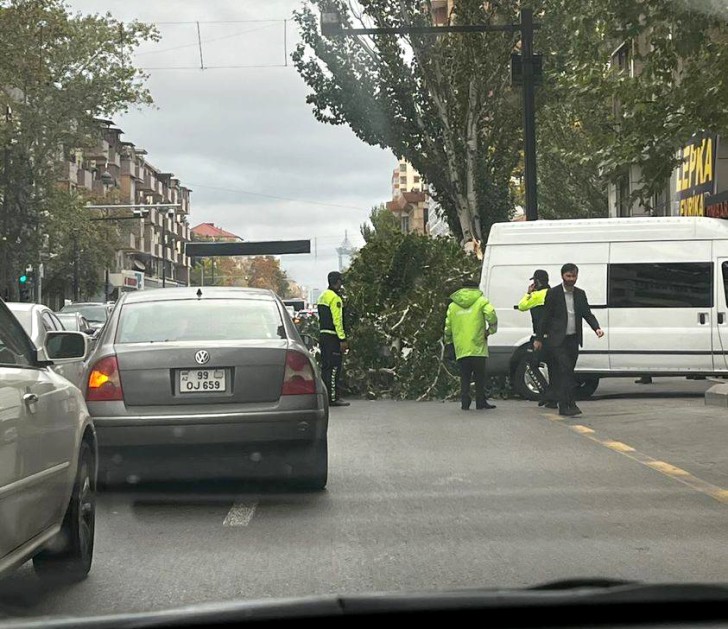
left=517, top=269, right=551, bottom=402
left=317, top=271, right=350, bottom=407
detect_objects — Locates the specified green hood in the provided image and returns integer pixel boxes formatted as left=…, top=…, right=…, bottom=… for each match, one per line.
left=449, top=287, right=484, bottom=309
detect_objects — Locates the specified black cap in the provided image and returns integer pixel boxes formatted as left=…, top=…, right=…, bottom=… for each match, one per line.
left=328, top=271, right=343, bottom=286
left=530, top=269, right=549, bottom=283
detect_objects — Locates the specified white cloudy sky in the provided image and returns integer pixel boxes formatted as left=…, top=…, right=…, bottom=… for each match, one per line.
left=67, top=0, right=395, bottom=293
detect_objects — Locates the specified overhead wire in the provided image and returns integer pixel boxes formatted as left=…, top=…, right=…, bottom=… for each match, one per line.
left=186, top=183, right=369, bottom=212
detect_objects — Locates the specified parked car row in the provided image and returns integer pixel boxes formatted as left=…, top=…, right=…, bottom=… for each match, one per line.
left=0, top=287, right=329, bottom=584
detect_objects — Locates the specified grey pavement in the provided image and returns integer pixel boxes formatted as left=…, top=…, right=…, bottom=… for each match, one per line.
left=2, top=376, right=728, bottom=622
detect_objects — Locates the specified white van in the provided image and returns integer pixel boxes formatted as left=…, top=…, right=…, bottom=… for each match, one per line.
left=480, top=216, right=728, bottom=400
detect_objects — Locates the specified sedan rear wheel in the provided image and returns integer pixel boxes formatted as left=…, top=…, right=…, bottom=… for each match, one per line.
left=33, top=441, right=95, bottom=583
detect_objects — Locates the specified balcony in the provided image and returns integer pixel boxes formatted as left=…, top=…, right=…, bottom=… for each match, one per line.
left=86, top=139, right=109, bottom=161
left=77, top=169, right=93, bottom=190
left=118, top=232, right=137, bottom=251
left=60, top=161, right=79, bottom=182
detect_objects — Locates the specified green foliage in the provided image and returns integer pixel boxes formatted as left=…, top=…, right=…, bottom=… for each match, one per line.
left=343, top=213, right=484, bottom=400
left=41, top=189, right=117, bottom=300
left=0, top=0, right=159, bottom=299
left=536, top=0, right=728, bottom=204
left=293, top=0, right=521, bottom=243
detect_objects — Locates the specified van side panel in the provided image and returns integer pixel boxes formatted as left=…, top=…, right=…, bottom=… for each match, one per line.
left=607, top=240, right=714, bottom=372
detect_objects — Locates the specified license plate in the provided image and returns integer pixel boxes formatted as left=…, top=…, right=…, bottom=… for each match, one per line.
left=179, top=369, right=227, bottom=394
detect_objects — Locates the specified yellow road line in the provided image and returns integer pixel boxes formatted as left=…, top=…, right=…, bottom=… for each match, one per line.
left=603, top=440, right=635, bottom=453
left=542, top=413, right=728, bottom=505
left=571, top=425, right=595, bottom=434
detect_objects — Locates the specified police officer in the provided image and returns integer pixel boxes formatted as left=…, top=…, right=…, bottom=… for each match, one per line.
left=517, top=269, right=551, bottom=402
left=317, top=271, right=350, bottom=407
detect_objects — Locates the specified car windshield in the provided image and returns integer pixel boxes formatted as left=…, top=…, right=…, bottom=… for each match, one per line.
left=116, top=299, right=286, bottom=343
left=5, top=0, right=728, bottom=624
left=61, top=305, right=108, bottom=324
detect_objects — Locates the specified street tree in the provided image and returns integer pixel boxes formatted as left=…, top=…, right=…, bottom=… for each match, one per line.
left=41, top=189, right=117, bottom=301
left=293, top=0, right=522, bottom=246
left=344, top=212, right=483, bottom=400
left=537, top=0, right=728, bottom=207
left=0, top=0, right=159, bottom=298
left=247, top=256, right=292, bottom=298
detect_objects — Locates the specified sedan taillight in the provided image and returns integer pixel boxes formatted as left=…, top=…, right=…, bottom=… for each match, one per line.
left=282, top=350, right=316, bottom=396
left=86, top=355, right=124, bottom=402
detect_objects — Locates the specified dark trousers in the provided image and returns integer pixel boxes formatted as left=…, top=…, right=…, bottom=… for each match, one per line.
left=547, top=335, right=580, bottom=408
left=527, top=340, right=550, bottom=395
left=458, top=356, right=488, bottom=409
left=320, top=334, right=343, bottom=403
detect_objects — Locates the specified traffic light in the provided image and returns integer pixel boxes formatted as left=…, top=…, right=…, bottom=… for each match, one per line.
left=18, top=266, right=34, bottom=302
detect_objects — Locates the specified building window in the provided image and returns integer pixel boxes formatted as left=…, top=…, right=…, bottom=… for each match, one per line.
left=608, top=262, right=713, bottom=308
left=400, top=163, right=407, bottom=172
left=401, top=214, right=410, bottom=234
left=613, top=41, right=631, bottom=74
left=414, top=176, right=420, bottom=183
left=616, top=174, right=630, bottom=217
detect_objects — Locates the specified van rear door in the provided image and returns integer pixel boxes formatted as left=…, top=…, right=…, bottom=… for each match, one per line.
left=607, top=241, right=714, bottom=374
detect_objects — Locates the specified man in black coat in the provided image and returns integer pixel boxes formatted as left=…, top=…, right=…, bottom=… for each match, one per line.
left=533, top=263, right=605, bottom=417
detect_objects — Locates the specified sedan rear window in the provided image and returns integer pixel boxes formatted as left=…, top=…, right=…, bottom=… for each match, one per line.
left=116, top=299, right=286, bottom=344
left=61, top=304, right=108, bottom=323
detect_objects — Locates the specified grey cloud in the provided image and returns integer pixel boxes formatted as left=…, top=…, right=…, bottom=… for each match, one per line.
left=67, top=0, right=395, bottom=288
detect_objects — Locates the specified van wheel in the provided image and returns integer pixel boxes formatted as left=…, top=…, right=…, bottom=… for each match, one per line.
left=575, top=376, right=600, bottom=400
left=33, top=442, right=95, bottom=583
left=513, top=353, right=549, bottom=401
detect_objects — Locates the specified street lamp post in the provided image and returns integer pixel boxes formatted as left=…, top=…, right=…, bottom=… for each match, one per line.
left=320, top=9, right=542, bottom=221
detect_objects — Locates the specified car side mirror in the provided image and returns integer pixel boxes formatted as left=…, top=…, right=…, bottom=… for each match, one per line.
left=45, top=331, right=89, bottom=362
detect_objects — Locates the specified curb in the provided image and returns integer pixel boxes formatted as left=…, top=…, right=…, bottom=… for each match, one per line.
left=706, top=383, right=728, bottom=408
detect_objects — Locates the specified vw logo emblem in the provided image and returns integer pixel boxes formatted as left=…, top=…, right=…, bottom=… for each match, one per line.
left=195, top=350, right=210, bottom=365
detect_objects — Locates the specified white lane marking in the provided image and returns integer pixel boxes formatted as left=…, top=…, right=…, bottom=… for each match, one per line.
left=223, top=500, right=258, bottom=527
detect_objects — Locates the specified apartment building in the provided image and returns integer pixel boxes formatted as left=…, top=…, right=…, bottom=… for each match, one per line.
left=386, top=158, right=429, bottom=235
left=431, top=0, right=456, bottom=26
left=607, top=38, right=728, bottom=219
left=59, top=120, right=192, bottom=296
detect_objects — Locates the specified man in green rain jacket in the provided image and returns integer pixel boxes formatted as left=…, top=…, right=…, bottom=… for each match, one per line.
left=444, top=280, right=499, bottom=411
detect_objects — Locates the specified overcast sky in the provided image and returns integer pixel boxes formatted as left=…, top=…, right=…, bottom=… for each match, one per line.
left=67, top=0, right=394, bottom=293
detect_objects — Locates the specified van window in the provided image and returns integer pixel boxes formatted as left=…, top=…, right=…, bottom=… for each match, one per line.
left=608, top=262, right=713, bottom=308
left=723, top=262, right=728, bottom=306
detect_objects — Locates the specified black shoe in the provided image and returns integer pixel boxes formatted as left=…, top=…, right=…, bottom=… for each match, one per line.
left=538, top=400, right=546, bottom=407
left=559, top=406, right=579, bottom=417
left=544, top=401, right=558, bottom=409
left=331, top=399, right=351, bottom=407
left=570, top=403, right=583, bottom=415
left=476, top=401, right=497, bottom=410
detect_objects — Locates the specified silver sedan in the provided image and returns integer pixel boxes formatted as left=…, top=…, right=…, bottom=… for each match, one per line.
left=84, top=287, right=329, bottom=490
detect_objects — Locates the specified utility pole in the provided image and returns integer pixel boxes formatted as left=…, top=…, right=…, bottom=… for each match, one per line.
left=519, top=8, right=538, bottom=222
left=162, top=211, right=167, bottom=289
left=321, top=9, right=542, bottom=221
left=73, top=232, right=80, bottom=302
left=1, top=106, right=11, bottom=299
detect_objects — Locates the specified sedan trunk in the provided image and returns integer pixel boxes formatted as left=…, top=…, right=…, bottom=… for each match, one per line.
left=115, top=341, right=288, bottom=406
